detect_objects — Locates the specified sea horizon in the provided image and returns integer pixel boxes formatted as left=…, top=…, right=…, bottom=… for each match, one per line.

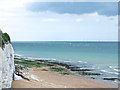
left=11, top=40, right=118, bottom=42
left=12, top=41, right=118, bottom=86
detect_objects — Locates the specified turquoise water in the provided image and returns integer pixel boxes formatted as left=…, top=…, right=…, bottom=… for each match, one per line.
left=12, top=41, right=118, bottom=85
left=12, top=41, right=118, bottom=64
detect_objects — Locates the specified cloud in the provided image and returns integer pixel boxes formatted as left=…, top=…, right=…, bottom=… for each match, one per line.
left=41, top=18, right=60, bottom=22
left=75, top=18, right=83, bottom=22
left=26, top=2, right=118, bottom=16
left=0, top=0, right=41, bottom=10
left=88, top=12, right=99, bottom=16
left=0, top=1, right=117, bottom=41
left=0, top=18, right=7, bottom=22
left=1, top=11, right=117, bottom=41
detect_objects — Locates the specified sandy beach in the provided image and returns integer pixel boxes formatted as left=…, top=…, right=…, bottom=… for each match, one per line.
left=12, top=67, right=115, bottom=88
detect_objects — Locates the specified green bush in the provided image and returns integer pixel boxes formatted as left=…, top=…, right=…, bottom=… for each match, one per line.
left=2, top=33, right=11, bottom=43
left=0, top=30, right=2, bottom=47
left=0, top=29, right=11, bottom=48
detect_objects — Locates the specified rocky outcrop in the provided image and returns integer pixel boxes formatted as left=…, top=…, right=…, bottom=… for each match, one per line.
left=0, top=30, right=15, bottom=89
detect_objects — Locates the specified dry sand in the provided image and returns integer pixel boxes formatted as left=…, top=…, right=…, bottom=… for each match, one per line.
left=12, top=67, right=115, bottom=88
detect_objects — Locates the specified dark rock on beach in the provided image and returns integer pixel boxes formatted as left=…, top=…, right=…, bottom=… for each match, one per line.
left=103, top=78, right=119, bottom=81
left=70, top=68, right=92, bottom=71
left=15, top=64, right=30, bottom=81
left=91, top=77, right=95, bottom=79
left=78, top=72, right=101, bottom=76
left=46, top=61, right=92, bottom=72
left=14, top=56, right=101, bottom=78
left=50, top=67, right=66, bottom=71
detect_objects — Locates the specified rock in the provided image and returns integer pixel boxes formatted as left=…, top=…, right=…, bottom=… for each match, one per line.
left=46, top=64, right=54, bottom=66
left=29, top=74, right=39, bottom=81
left=79, top=72, right=101, bottom=75
left=103, top=78, right=118, bottom=81
left=91, top=77, right=95, bottom=79
left=70, top=68, right=92, bottom=71
left=65, top=65, right=76, bottom=69
left=14, top=74, right=22, bottom=80
left=50, top=67, right=66, bottom=71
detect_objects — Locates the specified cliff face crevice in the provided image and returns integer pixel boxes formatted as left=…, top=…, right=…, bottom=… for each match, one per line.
left=0, top=31, right=15, bottom=89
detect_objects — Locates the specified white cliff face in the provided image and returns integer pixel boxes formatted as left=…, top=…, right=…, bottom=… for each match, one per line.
left=0, top=48, right=3, bottom=89
left=0, top=43, right=15, bottom=89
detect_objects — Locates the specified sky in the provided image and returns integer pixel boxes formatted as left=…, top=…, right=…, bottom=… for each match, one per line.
left=0, top=0, right=118, bottom=41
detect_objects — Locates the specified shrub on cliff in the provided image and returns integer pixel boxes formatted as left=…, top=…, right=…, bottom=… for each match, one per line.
left=2, top=33, right=11, bottom=43
left=0, top=30, right=2, bottom=47
left=0, top=30, right=11, bottom=48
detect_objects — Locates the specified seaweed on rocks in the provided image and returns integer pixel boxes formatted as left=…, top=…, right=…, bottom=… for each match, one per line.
left=78, top=71, right=101, bottom=76
left=103, top=78, right=120, bottom=81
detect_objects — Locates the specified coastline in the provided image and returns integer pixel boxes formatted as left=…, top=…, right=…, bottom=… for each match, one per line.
left=12, top=67, right=114, bottom=88
left=12, top=58, right=117, bottom=88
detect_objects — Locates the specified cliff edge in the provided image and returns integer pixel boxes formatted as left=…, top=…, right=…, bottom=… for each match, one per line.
left=0, top=30, right=15, bottom=89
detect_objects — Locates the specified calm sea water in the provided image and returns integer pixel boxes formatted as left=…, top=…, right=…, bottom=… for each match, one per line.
left=12, top=41, right=118, bottom=85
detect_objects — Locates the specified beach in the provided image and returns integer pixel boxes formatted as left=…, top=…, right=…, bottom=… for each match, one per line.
left=12, top=67, right=114, bottom=88
left=12, top=59, right=116, bottom=88
left=11, top=42, right=118, bottom=88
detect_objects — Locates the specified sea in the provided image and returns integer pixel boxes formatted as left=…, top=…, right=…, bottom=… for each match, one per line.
left=12, top=41, right=119, bottom=86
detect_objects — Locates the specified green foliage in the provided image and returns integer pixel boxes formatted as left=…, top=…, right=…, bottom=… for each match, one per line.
left=0, top=30, right=2, bottom=47
left=0, top=29, right=11, bottom=48
left=2, top=33, right=11, bottom=43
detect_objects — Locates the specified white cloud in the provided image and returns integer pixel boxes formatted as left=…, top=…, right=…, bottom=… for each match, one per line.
left=0, top=0, right=41, bottom=10
left=75, top=18, right=83, bottom=22
left=88, top=12, right=99, bottom=17
left=0, top=1, right=118, bottom=41
left=0, top=18, right=7, bottom=22
left=96, top=18, right=100, bottom=22
left=0, top=12, right=16, bottom=17
left=41, top=18, right=60, bottom=22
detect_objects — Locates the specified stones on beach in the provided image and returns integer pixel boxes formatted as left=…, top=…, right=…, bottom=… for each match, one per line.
left=78, top=72, right=101, bottom=76
left=91, top=77, right=95, bottom=79
left=50, top=62, right=93, bottom=72
left=49, top=67, right=73, bottom=75
left=103, top=77, right=119, bottom=81
left=14, top=64, right=30, bottom=81
left=48, top=62, right=101, bottom=76
left=15, top=57, right=101, bottom=77
left=70, top=68, right=92, bottom=71
left=50, top=67, right=66, bottom=71
left=46, top=63, right=55, bottom=66
left=14, top=73, right=23, bottom=80
left=50, top=67, right=68, bottom=73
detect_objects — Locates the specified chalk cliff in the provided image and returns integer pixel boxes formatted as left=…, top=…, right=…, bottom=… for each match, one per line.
left=0, top=30, right=15, bottom=89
